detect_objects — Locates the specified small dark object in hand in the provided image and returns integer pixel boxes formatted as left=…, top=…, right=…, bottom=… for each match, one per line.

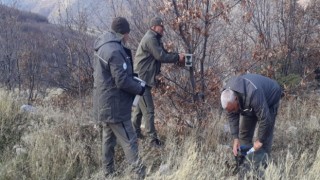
left=233, top=145, right=252, bottom=175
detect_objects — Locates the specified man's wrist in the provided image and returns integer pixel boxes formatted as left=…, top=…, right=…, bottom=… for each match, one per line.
left=232, top=134, right=239, bottom=139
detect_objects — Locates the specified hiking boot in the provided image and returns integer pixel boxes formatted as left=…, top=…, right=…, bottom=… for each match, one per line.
left=150, top=138, right=163, bottom=148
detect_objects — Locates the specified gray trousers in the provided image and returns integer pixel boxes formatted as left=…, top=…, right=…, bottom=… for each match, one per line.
left=131, top=86, right=157, bottom=140
left=239, top=102, right=279, bottom=155
left=238, top=102, right=280, bottom=178
left=102, top=120, right=139, bottom=174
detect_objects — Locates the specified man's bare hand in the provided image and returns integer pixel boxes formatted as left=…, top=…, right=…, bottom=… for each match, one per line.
left=253, top=140, right=263, bottom=151
left=178, top=53, right=185, bottom=63
left=233, top=138, right=240, bottom=156
left=176, top=53, right=185, bottom=66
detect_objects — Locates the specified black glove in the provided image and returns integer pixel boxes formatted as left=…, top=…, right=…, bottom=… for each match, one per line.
left=138, top=86, right=145, bottom=96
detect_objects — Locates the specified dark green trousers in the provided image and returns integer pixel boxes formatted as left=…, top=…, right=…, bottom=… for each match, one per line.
left=238, top=102, right=280, bottom=178
left=131, top=86, right=158, bottom=140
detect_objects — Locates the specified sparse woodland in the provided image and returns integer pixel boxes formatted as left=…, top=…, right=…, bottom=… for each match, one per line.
left=0, top=0, right=319, bottom=179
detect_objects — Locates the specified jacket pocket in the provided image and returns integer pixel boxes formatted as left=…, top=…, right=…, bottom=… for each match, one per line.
left=98, top=95, right=115, bottom=122
left=114, top=91, right=133, bottom=122
left=99, top=107, right=112, bottom=122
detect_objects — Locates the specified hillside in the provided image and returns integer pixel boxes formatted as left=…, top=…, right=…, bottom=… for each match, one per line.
left=0, top=86, right=319, bottom=179
left=0, top=0, right=320, bottom=179
left=1, top=0, right=76, bottom=21
left=1, top=0, right=118, bottom=26
left=0, top=4, right=94, bottom=101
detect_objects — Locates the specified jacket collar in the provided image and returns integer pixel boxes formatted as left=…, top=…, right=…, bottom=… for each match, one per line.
left=148, top=29, right=162, bottom=39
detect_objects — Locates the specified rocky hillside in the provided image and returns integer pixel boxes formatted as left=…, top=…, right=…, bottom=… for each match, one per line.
left=1, top=0, right=118, bottom=26
left=2, top=0, right=76, bottom=20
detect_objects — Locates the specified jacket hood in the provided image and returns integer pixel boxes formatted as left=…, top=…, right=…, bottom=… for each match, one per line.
left=224, top=76, right=246, bottom=94
left=94, top=31, right=122, bottom=51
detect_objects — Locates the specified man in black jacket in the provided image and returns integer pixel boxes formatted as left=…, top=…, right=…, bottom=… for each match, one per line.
left=93, top=17, right=145, bottom=178
left=221, top=74, right=281, bottom=169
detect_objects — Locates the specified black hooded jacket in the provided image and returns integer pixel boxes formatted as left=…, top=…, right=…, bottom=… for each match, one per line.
left=93, top=31, right=143, bottom=123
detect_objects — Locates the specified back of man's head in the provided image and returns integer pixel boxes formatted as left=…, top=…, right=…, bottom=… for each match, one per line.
left=111, top=17, right=130, bottom=34
left=221, top=89, right=236, bottom=109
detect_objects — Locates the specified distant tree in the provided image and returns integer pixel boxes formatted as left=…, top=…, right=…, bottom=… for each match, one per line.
left=126, top=0, right=242, bottom=103
left=53, top=2, right=95, bottom=97
left=239, top=0, right=320, bottom=79
left=19, top=33, right=44, bottom=102
left=0, top=4, right=23, bottom=91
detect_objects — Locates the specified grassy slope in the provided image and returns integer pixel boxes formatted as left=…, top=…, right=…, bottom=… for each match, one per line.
left=0, top=89, right=319, bottom=180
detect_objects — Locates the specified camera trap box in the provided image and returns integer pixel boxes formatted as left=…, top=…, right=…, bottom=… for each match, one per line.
left=185, top=54, right=193, bottom=67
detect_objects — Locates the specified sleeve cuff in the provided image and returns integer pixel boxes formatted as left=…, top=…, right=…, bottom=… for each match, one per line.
left=232, top=134, right=239, bottom=139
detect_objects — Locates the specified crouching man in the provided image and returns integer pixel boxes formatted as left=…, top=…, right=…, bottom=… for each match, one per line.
left=221, top=73, right=282, bottom=177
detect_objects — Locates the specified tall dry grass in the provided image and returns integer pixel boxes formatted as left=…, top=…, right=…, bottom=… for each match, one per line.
left=0, top=88, right=319, bottom=180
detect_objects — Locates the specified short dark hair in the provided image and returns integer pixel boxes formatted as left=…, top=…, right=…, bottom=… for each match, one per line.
left=111, top=17, right=130, bottom=34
